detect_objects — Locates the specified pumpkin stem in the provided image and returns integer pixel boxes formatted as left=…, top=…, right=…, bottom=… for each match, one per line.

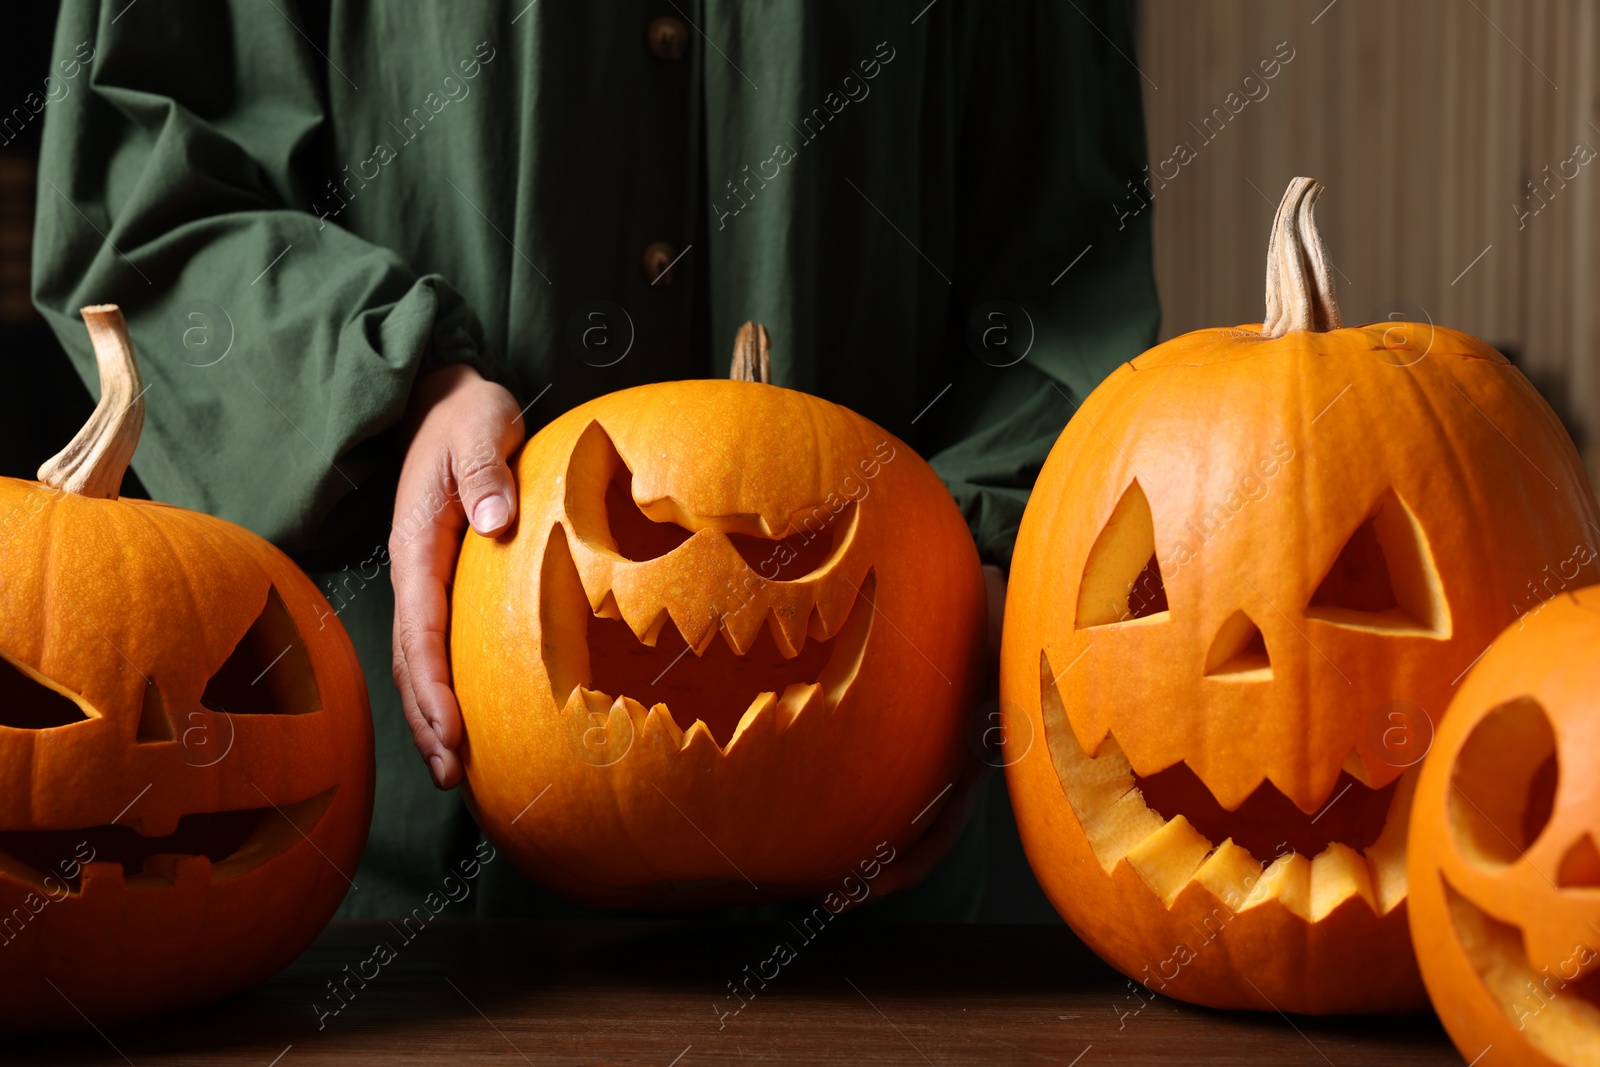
left=1262, top=177, right=1342, bottom=338
left=730, top=321, right=772, bottom=384
left=37, top=304, right=145, bottom=500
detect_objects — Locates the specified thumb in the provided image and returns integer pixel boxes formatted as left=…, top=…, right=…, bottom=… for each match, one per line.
left=453, top=416, right=523, bottom=537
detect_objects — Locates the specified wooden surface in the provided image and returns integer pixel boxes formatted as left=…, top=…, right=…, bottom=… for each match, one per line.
left=16, top=920, right=1461, bottom=1065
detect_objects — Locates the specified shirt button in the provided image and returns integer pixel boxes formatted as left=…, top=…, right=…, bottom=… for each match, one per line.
left=646, top=16, right=688, bottom=61
left=642, top=242, right=677, bottom=284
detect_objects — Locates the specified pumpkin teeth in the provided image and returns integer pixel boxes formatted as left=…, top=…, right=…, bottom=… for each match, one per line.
left=726, top=684, right=828, bottom=753
left=1069, top=735, right=1413, bottom=921
left=1042, top=659, right=1414, bottom=921
left=767, top=603, right=812, bottom=659
left=571, top=682, right=831, bottom=760
left=726, top=692, right=780, bottom=751
left=777, top=682, right=825, bottom=731
left=594, top=589, right=624, bottom=621
left=609, top=693, right=649, bottom=728
left=1342, top=748, right=1375, bottom=786
left=620, top=601, right=666, bottom=645
left=1242, top=850, right=1312, bottom=913
left=134, top=853, right=213, bottom=889
left=639, top=610, right=671, bottom=648
left=80, top=861, right=126, bottom=894
left=717, top=601, right=769, bottom=657
left=678, top=719, right=720, bottom=754
left=669, top=607, right=721, bottom=656
left=562, top=685, right=609, bottom=719
left=0, top=792, right=337, bottom=895
left=811, top=577, right=863, bottom=640
left=545, top=532, right=872, bottom=758
left=640, top=700, right=684, bottom=748
left=129, top=809, right=185, bottom=839
left=1309, top=842, right=1376, bottom=919
left=807, top=602, right=832, bottom=643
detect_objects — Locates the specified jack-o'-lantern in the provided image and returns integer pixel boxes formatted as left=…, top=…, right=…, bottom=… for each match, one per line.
left=1001, top=178, right=1600, bottom=1013
left=1410, top=585, right=1600, bottom=1066
left=0, top=307, right=373, bottom=1031
left=452, top=323, right=985, bottom=907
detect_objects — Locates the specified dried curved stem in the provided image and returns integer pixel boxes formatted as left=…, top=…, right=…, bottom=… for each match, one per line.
left=1262, top=177, right=1342, bottom=338
left=729, top=321, right=772, bottom=384
left=37, top=304, right=145, bottom=499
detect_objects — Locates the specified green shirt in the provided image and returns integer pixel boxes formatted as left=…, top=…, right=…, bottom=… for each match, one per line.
left=34, top=0, right=1158, bottom=918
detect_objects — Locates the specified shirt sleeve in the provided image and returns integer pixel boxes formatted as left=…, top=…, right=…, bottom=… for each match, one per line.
left=924, top=0, right=1161, bottom=571
left=31, top=1, right=494, bottom=553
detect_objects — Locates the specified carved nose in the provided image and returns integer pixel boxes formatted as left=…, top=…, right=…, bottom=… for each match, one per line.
left=1205, top=610, right=1271, bottom=680
left=1558, top=833, right=1600, bottom=888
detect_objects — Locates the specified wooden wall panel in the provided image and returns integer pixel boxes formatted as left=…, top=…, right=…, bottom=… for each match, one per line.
left=1137, top=0, right=1600, bottom=482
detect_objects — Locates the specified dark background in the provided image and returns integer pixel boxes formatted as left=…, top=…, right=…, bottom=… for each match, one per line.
left=0, top=3, right=147, bottom=496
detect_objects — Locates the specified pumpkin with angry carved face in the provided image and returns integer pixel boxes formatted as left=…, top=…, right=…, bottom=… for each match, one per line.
left=1000, top=178, right=1600, bottom=1013
left=1409, top=585, right=1600, bottom=1066
left=451, top=325, right=986, bottom=908
left=0, top=306, right=374, bottom=1031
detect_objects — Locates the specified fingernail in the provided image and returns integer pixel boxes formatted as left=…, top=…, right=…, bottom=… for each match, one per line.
left=429, top=755, right=446, bottom=786
left=472, top=496, right=509, bottom=534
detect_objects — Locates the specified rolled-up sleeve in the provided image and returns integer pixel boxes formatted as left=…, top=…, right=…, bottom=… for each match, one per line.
left=32, top=1, right=492, bottom=552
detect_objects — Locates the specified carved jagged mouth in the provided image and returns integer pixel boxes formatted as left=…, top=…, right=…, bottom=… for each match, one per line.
left=1041, top=651, right=1413, bottom=919
left=0, top=790, right=334, bottom=892
left=1444, top=877, right=1600, bottom=1054
left=542, top=529, right=874, bottom=752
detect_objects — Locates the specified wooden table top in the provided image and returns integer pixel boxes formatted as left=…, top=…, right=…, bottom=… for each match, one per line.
left=17, top=920, right=1460, bottom=1066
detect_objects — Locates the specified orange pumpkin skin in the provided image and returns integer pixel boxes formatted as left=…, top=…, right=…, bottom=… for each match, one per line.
left=1001, top=319, right=1600, bottom=1014
left=0, top=485, right=374, bottom=1031
left=1409, top=586, right=1600, bottom=1067
left=451, top=380, right=985, bottom=908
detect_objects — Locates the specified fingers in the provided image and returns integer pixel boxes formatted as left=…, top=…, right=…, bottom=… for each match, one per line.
left=387, top=368, right=525, bottom=790
left=450, top=387, right=525, bottom=537
left=392, top=647, right=462, bottom=789
left=389, top=523, right=463, bottom=789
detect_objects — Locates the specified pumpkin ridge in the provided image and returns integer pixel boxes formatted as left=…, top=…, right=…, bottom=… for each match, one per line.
left=131, top=496, right=228, bottom=682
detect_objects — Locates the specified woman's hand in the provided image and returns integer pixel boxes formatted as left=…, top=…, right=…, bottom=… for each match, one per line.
left=389, top=364, right=525, bottom=789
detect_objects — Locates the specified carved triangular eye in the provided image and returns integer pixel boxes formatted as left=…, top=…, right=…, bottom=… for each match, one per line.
left=565, top=419, right=851, bottom=578
left=0, top=655, right=90, bottom=729
left=566, top=421, right=693, bottom=561
left=1306, top=489, right=1450, bottom=636
left=1204, top=610, right=1271, bottom=680
left=200, top=587, right=320, bottom=715
left=1076, top=480, right=1168, bottom=628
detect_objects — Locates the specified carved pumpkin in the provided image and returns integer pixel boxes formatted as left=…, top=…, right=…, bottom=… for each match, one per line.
left=452, top=324, right=985, bottom=907
left=1000, top=179, right=1600, bottom=1013
left=1409, top=585, right=1600, bottom=1066
left=0, top=307, right=373, bottom=1031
